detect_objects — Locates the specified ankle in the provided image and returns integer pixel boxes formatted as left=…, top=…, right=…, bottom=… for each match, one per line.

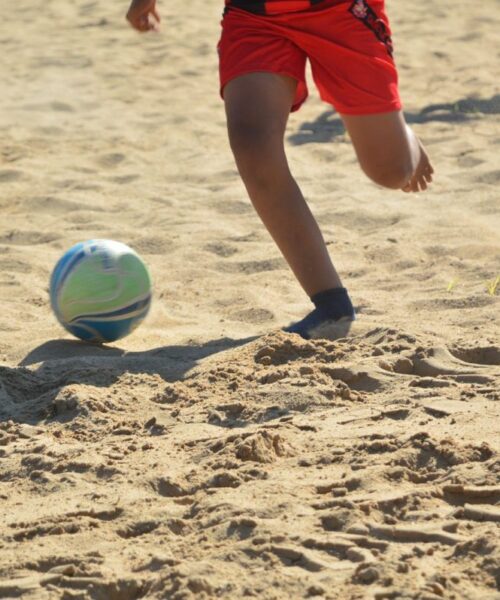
left=311, top=287, right=355, bottom=320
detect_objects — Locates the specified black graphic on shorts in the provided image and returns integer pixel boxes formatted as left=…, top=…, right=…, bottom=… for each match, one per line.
left=349, top=0, right=393, bottom=57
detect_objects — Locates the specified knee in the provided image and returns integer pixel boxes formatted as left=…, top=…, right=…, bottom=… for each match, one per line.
left=364, top=159, right=415, bottom=190
left=227, top=118, right=278, bottom=159
left=227, top=120, right=285, bottom=185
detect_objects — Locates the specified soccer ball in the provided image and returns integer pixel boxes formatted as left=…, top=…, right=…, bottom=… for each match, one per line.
left=50, top=239, right=152, bottom=343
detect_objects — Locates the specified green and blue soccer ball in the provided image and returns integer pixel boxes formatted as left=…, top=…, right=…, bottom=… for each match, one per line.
left=50, top=240, right=152, bottom=343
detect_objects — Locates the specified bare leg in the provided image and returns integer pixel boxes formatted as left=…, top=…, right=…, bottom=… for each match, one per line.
left=224, top=72, right=342, bottom=297
left=341, top=111, right=434, bottom=192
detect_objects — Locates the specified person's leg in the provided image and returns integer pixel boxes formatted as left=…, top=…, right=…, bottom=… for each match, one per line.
left=341, top=110, right=434, bottom=192
left=224, top=72, right=344, bottom=298
left=224, top=72, right=355, bottom=339
left=284, top=0, right=432, bottom=193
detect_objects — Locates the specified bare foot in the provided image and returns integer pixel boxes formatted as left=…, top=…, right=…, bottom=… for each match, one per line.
left=402, top=138, right=434, bottom=193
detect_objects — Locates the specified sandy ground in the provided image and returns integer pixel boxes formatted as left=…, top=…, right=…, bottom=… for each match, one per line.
left=0, top=0, right=499, bottom=598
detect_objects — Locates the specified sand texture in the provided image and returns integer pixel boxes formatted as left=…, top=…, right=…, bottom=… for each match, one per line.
left=0, top=0, right=499, bottom=598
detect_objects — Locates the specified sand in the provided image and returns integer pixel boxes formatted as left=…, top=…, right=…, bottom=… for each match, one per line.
left=0, top=0, right=499, bottom=598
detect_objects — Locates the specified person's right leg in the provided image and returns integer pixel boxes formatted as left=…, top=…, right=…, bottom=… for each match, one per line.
left=224, top=71, right=344, bottom=299
left=224, top=72, right=355, bottom=338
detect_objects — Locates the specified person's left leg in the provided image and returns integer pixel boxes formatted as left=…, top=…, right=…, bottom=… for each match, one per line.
left=341, top=110, right=434, bottom=192
left=291, top=0, right=433, bottom=192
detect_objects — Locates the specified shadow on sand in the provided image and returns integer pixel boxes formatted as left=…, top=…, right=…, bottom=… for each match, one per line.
left=288, top=94, right=500, bottom=145
left=0, top=335, right=258, bottom=424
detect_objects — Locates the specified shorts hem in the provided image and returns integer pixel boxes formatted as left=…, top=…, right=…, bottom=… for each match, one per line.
left=220, top=69, right=308, bottom=112
left=333, top=101, right=403, bottom=116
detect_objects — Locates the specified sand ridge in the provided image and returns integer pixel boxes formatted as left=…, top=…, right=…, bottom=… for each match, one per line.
left=0, top=0, right=499, bottom=598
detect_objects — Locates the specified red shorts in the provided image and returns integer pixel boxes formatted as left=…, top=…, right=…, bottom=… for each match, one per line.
left=218, top=0, right=401, bottom=114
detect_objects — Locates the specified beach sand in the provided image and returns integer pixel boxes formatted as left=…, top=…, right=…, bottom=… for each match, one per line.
left=0, top=0, right=499, bottom=598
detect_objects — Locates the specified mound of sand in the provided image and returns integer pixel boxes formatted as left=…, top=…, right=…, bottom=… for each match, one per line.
left=1, top=329, right=499, bottom=598
left=0, top=0, right=499, bottom=598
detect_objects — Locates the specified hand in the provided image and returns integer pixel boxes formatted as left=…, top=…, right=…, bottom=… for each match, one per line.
left=126, top=0, right=160, bottom=32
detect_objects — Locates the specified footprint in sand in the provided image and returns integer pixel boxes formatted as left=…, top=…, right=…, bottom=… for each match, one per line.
left=228, top=307, right=275, bottom=324
left=110, top=174, right=139, bottom=184
left=204, top=241, right=238, bottom=258
left=210, top=199, right=252, bottom=216
left=217, top=258, right=285, bottom=274
left=0, top=231, right=60, bottom=245
left=411, top=295, right=494, bottom=311
left=130, top=235, right=174, bottom=255
left=475, top=169, right=500, bottom=185
left=457, top=153, right=485, bottom=169
left=0, top=259, right=31, bottom=274
left=22, top=195, right=81, bottom=214
left=96, top=153, right=126, bottom=168
left=411, top=345, right=498, bottom=379
left=0, top=169, right=24, bottom=182
left=449, top=345, right=500, bottom=366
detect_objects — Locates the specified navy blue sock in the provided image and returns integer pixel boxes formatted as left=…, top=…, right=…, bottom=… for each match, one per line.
left=284, top=287, right=355, bottom=339
left=310, top=287, right=355, bottom=320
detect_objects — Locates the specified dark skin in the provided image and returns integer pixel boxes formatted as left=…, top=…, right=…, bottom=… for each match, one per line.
left=126, top=0, right=160, bottom=31
left=126, top=0, right=434, bottom=297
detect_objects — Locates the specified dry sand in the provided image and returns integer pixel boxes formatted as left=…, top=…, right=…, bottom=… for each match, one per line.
left=0, top=0, right=499, bottom=598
